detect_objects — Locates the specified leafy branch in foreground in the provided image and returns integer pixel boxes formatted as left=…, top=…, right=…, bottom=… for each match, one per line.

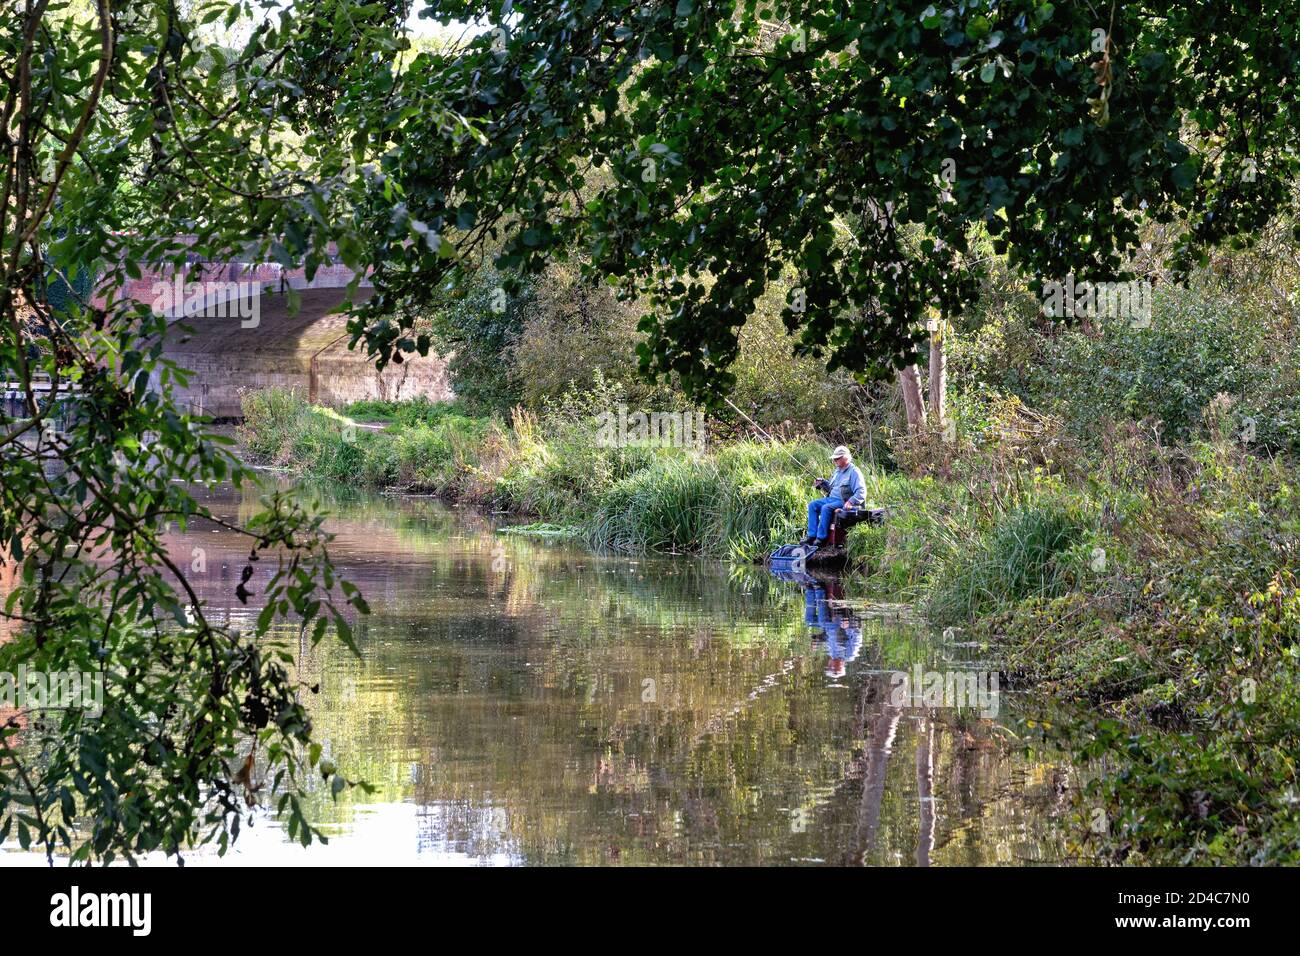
left=0, top=0, right=434, bottom=863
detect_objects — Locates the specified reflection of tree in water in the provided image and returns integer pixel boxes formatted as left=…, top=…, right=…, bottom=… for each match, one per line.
left=157, top=485, right=1072, bottom=865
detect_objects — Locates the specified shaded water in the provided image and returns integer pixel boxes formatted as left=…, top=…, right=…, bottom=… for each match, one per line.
left=5, top=483, right=1074, bottom=866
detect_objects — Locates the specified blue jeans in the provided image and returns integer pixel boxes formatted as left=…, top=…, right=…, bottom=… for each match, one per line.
left=806, top=496, right=843, bottom=540
left=804, top=586, right=829, bottom=628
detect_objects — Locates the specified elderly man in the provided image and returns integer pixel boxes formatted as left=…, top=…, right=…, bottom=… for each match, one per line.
left=801, top=445, right=866, bottom=547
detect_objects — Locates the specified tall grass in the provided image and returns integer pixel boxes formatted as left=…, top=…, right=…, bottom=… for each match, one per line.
left=239, top=388, right=365, bottom=482
left=925, top=501, right=1088, bottom=625
left=342, top=396, right=473, bottom=429
left=241, top=389, right=508, bottom=496
left=241, top=388, right=831, bottom=559
left=583, top=460, right=806, bottom=556
left=586, top=458, right=721, bottom=553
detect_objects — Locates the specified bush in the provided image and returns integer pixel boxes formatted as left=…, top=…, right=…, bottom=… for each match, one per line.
left=1073, top=572, right=1300, bottom=865
left=425, top=265, right=535, bottom=414
left=1029, top=286, right=1287, bottom=446
left=509, top=263, right=677, bottom=409
left=583, top=455, right=810, bottom=558
left=926, top=500, right=1089, bottom=625
left=728, top=285, right=867, bottom=437
left=721, top=476, right=807, bottom=562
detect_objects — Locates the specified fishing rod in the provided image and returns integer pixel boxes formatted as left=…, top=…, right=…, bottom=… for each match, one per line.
left=723, top=396, right=824, bottom=481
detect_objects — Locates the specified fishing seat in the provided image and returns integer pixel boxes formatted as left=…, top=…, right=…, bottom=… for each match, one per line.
left=828, top=507, right=887, bottom=549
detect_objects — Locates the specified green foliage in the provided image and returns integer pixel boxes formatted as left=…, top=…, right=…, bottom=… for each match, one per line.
left=509, top=262, right=678, bottom=410
left=927, top=501, right=1089, bottom=625
left=241, top=389, right=366, bottom=482
left=949, top=246, right=1300, bottom=459
left=423, top=266, right=535, bottom=414
left=243, top=389, right=506, bottom=497
left=953, top=440, right=1300, bottom=864
left=727, top=289, right=869, bottom=436
left=2, top=323, right=370, bottom=865
left=587, top=458, right=723, bottom=553
left=502, top=263, right=868, bottom=438
left=354, top=0, right=1300, bottom=403
left=0, top=0, right=444, bottom=862
left=1070, top=574, right=1300, bottom=865
left=585, top=459, right=809, bottom=559
left=840, top=474, right=962, bottom=589
left=341, top=396, right=469, bottom=426
left=1034, top=288, right=1274, bottom=443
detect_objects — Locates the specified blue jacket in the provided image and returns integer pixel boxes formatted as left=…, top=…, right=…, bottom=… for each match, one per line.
left=820, top=464, right=866, bottom=507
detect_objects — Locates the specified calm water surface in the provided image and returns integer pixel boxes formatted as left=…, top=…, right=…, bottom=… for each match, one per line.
left=4, top=482, right=1074, bottom=866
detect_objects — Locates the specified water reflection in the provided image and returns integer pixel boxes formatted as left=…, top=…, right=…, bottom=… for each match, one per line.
left=2, top=482, right=1072, bottom=866
left=772, top=570, right=866, bottom=681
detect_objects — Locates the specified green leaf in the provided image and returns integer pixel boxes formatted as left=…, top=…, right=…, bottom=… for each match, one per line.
left=1171, top=162, right=1197, bottom=189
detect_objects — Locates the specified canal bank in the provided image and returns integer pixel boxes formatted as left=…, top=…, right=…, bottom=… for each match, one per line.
left=234, top=390, right=1300, bottom=865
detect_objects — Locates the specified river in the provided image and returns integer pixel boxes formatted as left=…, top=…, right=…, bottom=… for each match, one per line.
left=3, top=481, right=1074, bottom=866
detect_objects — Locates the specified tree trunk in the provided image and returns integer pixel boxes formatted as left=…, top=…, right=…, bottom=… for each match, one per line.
left=899, top=363, right=927, bottom=432
left=928, top=318, right=947, bottom=437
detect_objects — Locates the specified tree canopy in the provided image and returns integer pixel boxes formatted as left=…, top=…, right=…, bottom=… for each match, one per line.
left=348, top=0, right=1300, bottom=398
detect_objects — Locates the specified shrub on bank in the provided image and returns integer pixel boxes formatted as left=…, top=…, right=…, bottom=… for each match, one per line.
left=241, top=388, right=831, bottom=558
left=926, top=500, right=1090, bottom=625
left=1070, top=573, right=1300, bottom=865
left=1034, top=291, right=1269, bottom=444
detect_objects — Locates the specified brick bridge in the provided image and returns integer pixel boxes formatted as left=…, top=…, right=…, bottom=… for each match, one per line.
left=115, top=246, right=451, bottom=419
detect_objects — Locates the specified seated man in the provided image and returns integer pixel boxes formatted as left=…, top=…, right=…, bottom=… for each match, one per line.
left=802, top=445, right=866, bottom=547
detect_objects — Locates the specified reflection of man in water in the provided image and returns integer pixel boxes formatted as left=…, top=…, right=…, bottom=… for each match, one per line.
left=804, top=584, right=862, bottom=678
left=824, top=611, right=862, bottom=678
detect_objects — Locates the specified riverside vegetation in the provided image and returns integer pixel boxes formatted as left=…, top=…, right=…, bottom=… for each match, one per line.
left=241, top=267, right=1300, bottom=866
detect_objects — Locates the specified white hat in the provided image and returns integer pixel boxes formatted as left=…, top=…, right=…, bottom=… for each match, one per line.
left=830, top=445, right=851, bottom=460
